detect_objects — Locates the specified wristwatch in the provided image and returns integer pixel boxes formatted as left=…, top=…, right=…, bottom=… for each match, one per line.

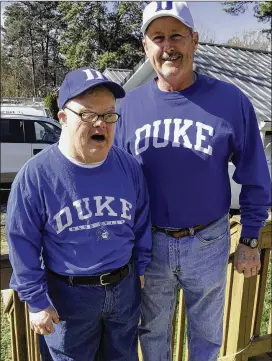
left=239, top=237, right=259, bottom=249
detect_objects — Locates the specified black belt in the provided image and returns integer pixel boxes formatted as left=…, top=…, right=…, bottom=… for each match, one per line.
left=152, top=219, right=217, bottom=239
left=47, top=262, right=131, bottom=287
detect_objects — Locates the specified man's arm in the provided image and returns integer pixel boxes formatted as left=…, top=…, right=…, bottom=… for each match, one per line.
left=232, top=96, right=271, bottom=239
left=132, top=162, right=152, bottom=278
left=6, top=174, right=50, bottom=312
left=232, top=95, right=271, bottom=278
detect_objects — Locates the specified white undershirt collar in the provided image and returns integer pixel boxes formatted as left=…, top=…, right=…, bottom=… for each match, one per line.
left=58, top=145, right=106, bottom=168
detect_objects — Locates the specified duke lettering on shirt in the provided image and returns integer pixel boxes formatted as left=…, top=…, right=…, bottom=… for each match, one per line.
left=135, top=118, right=214, bottom=156
left=54, top=196, right=133, bottom=234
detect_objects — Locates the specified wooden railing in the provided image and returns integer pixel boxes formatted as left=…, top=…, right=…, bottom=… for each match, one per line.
left=3, top=217, right=272, bottom=361
left=4, top=292, right=41, bottom=361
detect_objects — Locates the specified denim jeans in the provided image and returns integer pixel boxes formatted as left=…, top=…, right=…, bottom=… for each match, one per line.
left=139, top=214, right=230, bottom=361
left=43, top=262, right=141, bottom=361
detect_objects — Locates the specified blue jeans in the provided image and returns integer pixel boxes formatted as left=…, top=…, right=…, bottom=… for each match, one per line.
left=139, top=214, right=230, bottom=361
left=44, top=263, right=141, bottom=361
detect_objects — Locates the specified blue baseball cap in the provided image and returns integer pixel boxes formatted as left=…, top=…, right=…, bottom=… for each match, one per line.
left=58, top=67, right=125, bottom=109
left=141, top=1, right=194, bottom=34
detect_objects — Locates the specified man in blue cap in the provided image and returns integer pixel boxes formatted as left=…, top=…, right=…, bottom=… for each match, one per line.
left=6, top=67, right=152, bottom=361
left=115, top=2, right=271, bottom=361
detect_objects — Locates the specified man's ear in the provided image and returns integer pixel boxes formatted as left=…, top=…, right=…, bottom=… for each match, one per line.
left=58, top=110, right=67, bottom=126
left=192, top=32, right=199, bottom=52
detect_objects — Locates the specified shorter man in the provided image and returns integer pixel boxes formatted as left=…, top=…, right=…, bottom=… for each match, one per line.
left=6, top=67, right=152, bottom=361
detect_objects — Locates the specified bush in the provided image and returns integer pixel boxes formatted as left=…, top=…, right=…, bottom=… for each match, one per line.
left=44, top=92, right=59, bottom=120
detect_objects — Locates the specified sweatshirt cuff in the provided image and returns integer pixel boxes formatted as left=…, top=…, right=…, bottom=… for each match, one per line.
left=28, top=296, right=51, bottom=313
left=241, top=225, right=260, bottom=239
left=134, top=262, right=146, bottom=276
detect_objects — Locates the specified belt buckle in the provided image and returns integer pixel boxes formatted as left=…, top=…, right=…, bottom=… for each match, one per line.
left=100, top=272, right=111, bottom=286
left=165, top=228, right=176, bottom=236
left=68, top=276, right=74, bottom=287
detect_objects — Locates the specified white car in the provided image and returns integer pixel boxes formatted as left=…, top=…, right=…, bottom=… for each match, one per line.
left=229, top=122, right=272, bottom=210
left=1, top=104, right=53, bottom=118
left=0, top=113, right=61, bottom=186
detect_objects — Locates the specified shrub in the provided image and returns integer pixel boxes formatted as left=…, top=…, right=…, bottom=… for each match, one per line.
left=44, top=92, right=59, bottom=120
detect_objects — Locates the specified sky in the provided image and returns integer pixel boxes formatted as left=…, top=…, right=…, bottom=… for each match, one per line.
left=1, top=1, right=270, bottom=44
left=188, top=2, right=270, bottom=43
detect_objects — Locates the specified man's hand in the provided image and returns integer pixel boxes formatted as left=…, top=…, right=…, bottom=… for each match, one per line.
left=140, top=275, right=145, bottom=289
left=29, top=305, right=60, bottom=335
left=234, top=243, right=261, bottom=278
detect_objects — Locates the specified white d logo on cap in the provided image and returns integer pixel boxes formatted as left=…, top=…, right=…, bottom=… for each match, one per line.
left=82, top=69, right=104, bottom=81
left=155, top=1, right=173, bottom=12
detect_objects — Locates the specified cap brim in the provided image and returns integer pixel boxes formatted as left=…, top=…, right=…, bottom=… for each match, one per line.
left=65, top=79, right=125, bottom=107
left=141, top=14, right=193, bottom=34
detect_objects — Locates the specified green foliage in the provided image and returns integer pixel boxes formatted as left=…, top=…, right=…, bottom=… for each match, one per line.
left=44, top=92, right=59, bottom=120
left=58, top=1, right=147, bottom=71
left=1, top=49, right=33, bottom=97
left=2, top=1, right=147, bottom=97
left=260, top=259, right=272, bottom=335
left=0, top=295, right=11, bottom=361
left=256, top=2, right=272, bottom=23
left=2, top=1, right=67, bottom=97
left=222, top=2, right=272, bottom=35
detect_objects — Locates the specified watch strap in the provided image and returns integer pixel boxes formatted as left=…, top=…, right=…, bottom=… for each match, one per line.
left=239, top=237, right=258, bottom=248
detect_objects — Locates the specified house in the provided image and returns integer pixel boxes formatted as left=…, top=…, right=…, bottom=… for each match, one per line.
left=105, top=43, right=272, bottom=210
left=103, top=68, right=131, bottom=85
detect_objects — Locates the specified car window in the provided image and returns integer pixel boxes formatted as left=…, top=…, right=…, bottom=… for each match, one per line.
left=0, top=118, right=25, bottom=143
left=34, top=121, right=61, bottom=143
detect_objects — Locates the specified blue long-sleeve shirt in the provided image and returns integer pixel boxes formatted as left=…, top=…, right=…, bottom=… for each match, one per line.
left=114, top=73, right=271, bottom=238
left=6, top=144, right=152, bottom=312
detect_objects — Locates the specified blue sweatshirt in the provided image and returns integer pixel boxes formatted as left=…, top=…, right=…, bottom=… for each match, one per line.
left=115, top=73, right=271, bottom=238
left=6, top=144, right=152, bottom=312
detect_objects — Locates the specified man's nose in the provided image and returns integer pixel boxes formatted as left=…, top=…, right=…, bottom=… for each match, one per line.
left=163, top=37, right=175, bottom=51
left=93, top=116, right=106, bottom=128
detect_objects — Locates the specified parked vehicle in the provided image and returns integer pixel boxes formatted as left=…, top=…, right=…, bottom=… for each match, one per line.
left=1, top=104, right=53, bottom=118
left=0, top=113, right=61, bottom=187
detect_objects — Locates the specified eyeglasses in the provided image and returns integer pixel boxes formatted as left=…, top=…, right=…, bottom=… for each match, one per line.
left=64, top=107, right=120, bottom=124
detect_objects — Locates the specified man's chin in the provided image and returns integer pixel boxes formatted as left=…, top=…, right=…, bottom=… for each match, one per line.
left=162, top=66, right=182, bottom=78
left=78, top=150, right=107, bottom=164
left=88, top=145, right=110, bottom=158
left=87, top=138, right=107, bottom=149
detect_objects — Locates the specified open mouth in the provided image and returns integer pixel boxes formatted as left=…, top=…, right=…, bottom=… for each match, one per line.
left=91, top=134, right=105, bottom=142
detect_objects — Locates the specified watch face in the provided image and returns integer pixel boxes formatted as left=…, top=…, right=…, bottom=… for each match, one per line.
left=250, top=239, right=258, bottom=248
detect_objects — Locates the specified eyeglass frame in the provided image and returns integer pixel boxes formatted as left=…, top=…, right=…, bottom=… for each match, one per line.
left=64, top=106, right=120, bottom=124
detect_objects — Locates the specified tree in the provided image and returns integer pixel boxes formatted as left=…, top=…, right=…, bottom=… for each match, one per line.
left=226, top=30, right=271, bottom=51
left=1, top=1, right=148, bottom=97
left=58, top=1, right=147, bottom=71
left=222, top=2, right=272, bottom=36
left=198, top=27, right=216, bottom=44
left=2, top=1, right=67, bottom=97
left=1, top=47, right=33, bottom=97
left=44, top=92, right=59, bottom=120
